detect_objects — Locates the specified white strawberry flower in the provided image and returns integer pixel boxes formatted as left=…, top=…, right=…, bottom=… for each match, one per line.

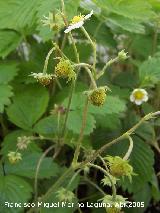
left=64, top=10, right=93, bottom=33
left=130, top=88, right=148, bottom=105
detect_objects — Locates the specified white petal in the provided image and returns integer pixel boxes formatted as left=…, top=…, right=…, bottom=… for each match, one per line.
left=130, top=94, right=135, bottom=102
left=143, top=94, right=149, bottom=102
left=141, top=89, right=148, bottom=96
left=84, top=10, right=93, bottom=20
left=132, top=88, right=139, bottom=93
left=64, top=21, right=84, bottom=33
left=135, top=100, right=143, bottom=105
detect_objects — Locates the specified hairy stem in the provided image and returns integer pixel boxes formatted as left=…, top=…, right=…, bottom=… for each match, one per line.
left=123, top=135, right=134, bottom=160
left=81, top=26, right=96, bottom=77
left=84, top=177, right=106, bottom=196
left=34, top=145, right=55, bottom=206
left=72, top=99, right=89, bottom=166
left=97, top=57, right=119, bottom=79
left=88, top=163, right=116, bottom=200
left=43, top=47, right=55, bottom=74
left=42, top=167, right=74, bottom=201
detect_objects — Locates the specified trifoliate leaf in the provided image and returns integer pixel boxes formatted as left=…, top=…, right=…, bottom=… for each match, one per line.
left=7, top=85, right=49, bottom=130
left=0, top=85, right=13, bottom=113
left=0, top=175, right=32, bottom=213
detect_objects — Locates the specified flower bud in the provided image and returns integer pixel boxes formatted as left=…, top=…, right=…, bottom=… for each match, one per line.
left=42, top=12, right=64, bottom=31
left=17, top=136, right=31, bottom=150
left=8, top=152, right=22, bottom=164
left=118, top=50, right=128, bottom=60
left=56, top=188, right=75, bottom=202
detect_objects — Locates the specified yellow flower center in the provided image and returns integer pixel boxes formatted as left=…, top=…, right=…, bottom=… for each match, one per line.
left=134, top=91, right=144, bottom=100
left=71, top=15, right=84, bottom=24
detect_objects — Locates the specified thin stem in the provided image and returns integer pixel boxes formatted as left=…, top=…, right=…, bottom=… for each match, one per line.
left=61, top=80, right=75, bottom=137
left=43, top=47, right=55, bottom=73
left=42, top=167, right=74, bottom=201
left=74, top=63, right=93, bottom=69
left=88, top=163, right=116, bottom=200
left=123, top=135, right=134, bottom=160
left=98, top=155, right=109, bottom=172
left=74, top=64, right=97, bottom=88
left=72, top=99, right=89, bottom=166
left=97, top=57, right=119, bottom=79
left=53, top=42, right=69, bottom=60
left=84, top=67, right=97, bottom=89
left=81, top=26, right=96, bottom=76
left=69, top=32, right=80, bottom=63
left=84, top=177, right=106, bottom=196
left=60, top=0, right=79, bottom=139
left=61, top=0, right=65, bottom=15
left=34, top=145, right=55, bottom=205
left=67, top=169, right=82, bottom=189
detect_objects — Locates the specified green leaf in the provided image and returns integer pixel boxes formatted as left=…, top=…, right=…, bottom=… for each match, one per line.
left=0, top=63, right=19, bottom=84
left=5, top=153, right=60, bottom=179
left=33, top=115, right=58, bottom=137
left=132, top=183, right=151, bottom=213
left=67, top=110, right=96, bottom=135
left=1, top=130, right=41, bottom=157
left=139, top=57, right=160, bottom=87
left=0, top=175, right=32, bottom=213
left=94, top=0, right=154, bottom=21
left=0, top=85, right=13, bottom=113
left=7, top=85, right=49, bottom=130
left=107, top=14, right=145, bottom=34
left=0, top=30, right=22, bottom=58
left=96, top=114, right=121, bottom=130
left=88, top=95, right=126, bottom=115
left=0, top=0, right=39, bottom=31
left=150, top=173, right=160, bottom=202
left=113, top=72, right=138, bottom=88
